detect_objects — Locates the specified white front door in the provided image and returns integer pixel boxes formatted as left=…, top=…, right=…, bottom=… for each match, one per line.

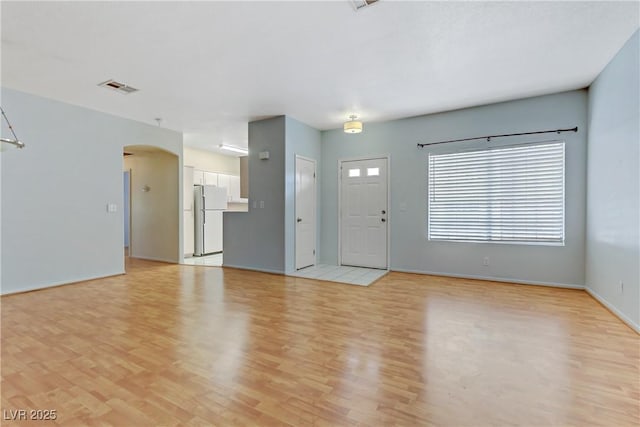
left=340, top=158, right=388, bottom=269
left=295, top=156, right=316, bottom=270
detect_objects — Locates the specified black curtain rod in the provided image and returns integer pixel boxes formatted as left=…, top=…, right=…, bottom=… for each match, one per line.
left=417, top=126, right=578, bottom=148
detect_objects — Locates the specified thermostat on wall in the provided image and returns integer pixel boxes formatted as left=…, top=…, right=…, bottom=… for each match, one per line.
left=259, top=151, right=270, bottom=160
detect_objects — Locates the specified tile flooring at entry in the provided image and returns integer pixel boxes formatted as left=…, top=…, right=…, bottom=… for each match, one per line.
left=183, top=253, right=223, bottom=267
left=183, top=257, right=386, bottom=287
left=289, top=264, right=387, bottom=286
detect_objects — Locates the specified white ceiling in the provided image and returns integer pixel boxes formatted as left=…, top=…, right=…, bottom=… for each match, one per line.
left=1, top=1, right=638, bottom=153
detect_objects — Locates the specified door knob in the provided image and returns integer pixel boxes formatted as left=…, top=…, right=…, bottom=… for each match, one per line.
left=381, top=210, right=386, bottom=214
left=381, top=218, right=386, bottom=222
left=297, top=218, right=302, bottom=223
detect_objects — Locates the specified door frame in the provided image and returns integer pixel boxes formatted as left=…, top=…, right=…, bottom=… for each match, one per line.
left=337, top=154, right=391, bottom=270
left=295, top=154, right=317, bottom=270
left=124, top=168, right=132, bottom=257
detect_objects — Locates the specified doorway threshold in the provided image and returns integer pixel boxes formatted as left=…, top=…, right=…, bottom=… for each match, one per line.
left=183, top=253, right=223, bottom=267
left=288, top=264, right=387, bottom=286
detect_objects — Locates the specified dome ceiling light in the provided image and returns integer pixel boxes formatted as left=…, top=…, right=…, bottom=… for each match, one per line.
left=343, top=115, right=363, bottom=134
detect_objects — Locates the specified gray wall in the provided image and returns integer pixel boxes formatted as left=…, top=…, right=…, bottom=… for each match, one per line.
left=586, top=30, right=639, bottom=330
left=321, top=90, right=588, bottom=287
left=0, top=88, right=183, bottom=294
left=223, top=116, right=287, bottom=273
left=224, top=115, right=322, bottom=274
left=284, top=116, right=322, bottom=274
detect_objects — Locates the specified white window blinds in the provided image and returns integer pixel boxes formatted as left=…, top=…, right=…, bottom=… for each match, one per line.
left=428, top=142, right=565, bottom=244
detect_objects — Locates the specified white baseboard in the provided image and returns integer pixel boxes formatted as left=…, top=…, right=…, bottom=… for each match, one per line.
left=0, top=271, right=126, bottom=296
left=131, top=255, right=178, bottom=264
left=390, top=268, right=585, bottom=290
left=585, top=287, right=640, bottom=334
left=222, top=264, right=284, bottom=275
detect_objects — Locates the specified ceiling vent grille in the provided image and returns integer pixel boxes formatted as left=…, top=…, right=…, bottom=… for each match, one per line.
left=351, top=0, right=379, bottom=11
left=98, top=79, right=139, bottom=94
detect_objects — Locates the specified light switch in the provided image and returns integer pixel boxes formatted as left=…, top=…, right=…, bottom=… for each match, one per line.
left=399, top=202, right=407, bottom=212
left=259, top=200, right=265, bottom=209
left=107, top=203, right=118, bottom=213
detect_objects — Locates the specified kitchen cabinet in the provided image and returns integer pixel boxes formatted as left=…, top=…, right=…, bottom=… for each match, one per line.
left=204, top=171, right=218, bottom=186
left=192, top=168, right=244, bottom=203
left=193, top=169, right=205, bottom=185
left=217, top=173, right=245, bottom=202
left=240, top=156, right=248, bottom=198
left=217, top=173, right=230, bottom=194
left=229, top=175, right=241, bottom=202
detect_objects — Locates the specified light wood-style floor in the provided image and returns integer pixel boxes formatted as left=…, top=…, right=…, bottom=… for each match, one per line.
left=2, top=258, right=638, bottom=426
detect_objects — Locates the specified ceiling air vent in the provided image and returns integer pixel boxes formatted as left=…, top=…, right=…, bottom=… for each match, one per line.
left=98, top=79, right=139, bottom=94
left=351, top=0, right=379, bottom=11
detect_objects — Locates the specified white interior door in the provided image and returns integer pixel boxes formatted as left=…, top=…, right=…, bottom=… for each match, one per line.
left=296, top=156, right=316, bottom=270
left=340, top=158, right=388, bottom=269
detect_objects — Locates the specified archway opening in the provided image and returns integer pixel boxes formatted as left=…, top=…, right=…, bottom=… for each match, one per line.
left=123, top=145, right=180, bottom=268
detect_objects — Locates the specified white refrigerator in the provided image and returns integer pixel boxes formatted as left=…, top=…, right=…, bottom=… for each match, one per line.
left=194, top=185, right=228, bottom=256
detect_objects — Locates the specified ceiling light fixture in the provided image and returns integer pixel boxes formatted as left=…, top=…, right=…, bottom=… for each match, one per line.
left=0, top=107, right=25, bottom=150
left=343, top=115, right=363, bottom=134
left=219, top=144, right=248, bottom=155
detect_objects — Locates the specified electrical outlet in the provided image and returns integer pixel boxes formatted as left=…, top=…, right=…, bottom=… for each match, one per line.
left=483, top=257, right=490, bottom=266
left=620, top=280, right=624, bottom=294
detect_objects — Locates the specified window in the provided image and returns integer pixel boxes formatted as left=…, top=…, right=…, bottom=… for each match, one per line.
left=348, top=168, right=361, bottom=177
left=367, top=167, right=379, bottom=176
left=428, top=142, right=565, bottom=245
